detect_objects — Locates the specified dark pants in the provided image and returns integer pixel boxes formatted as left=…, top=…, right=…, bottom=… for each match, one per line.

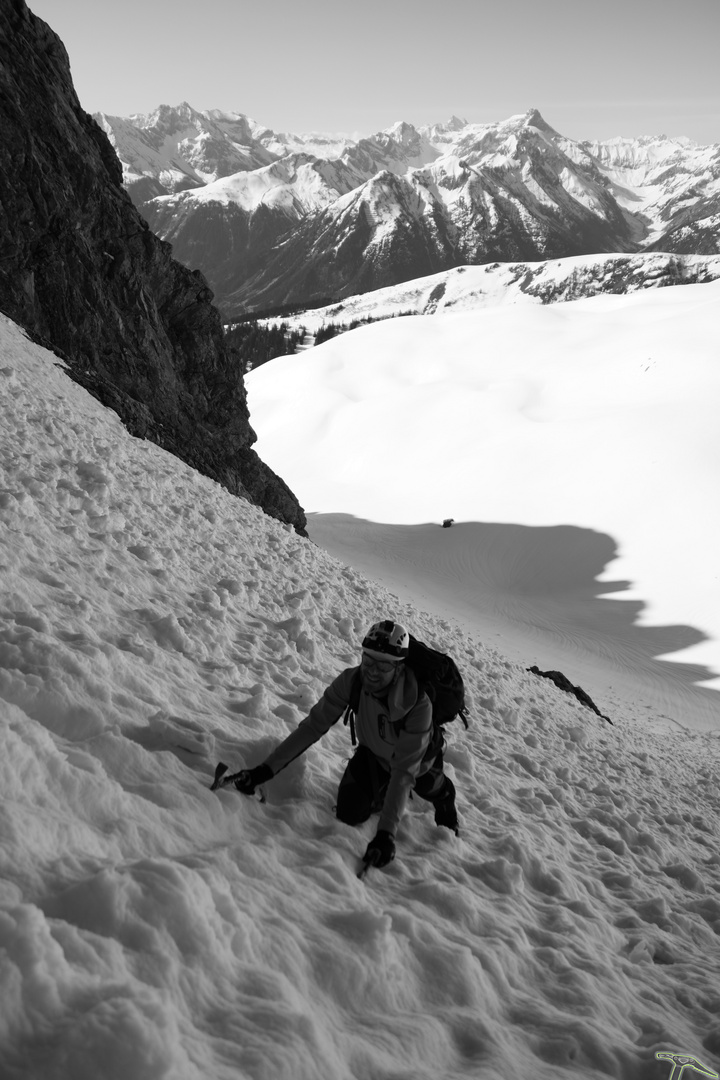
left=336, top=744, right=448, bottom=826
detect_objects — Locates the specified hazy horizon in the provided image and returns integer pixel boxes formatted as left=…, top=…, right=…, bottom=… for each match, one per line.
left=28, top=0, right=720, bottom=145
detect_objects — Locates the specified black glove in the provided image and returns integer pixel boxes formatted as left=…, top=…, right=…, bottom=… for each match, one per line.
left=233, top=763, right=273, bottom=794
left=363, top=829, right=396, bottom=868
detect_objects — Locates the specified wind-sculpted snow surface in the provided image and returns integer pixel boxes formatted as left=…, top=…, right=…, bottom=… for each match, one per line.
left=1, top=313, right=719, bottom=1079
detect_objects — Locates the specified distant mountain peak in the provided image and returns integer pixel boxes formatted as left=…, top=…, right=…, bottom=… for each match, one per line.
left=419, top=116, right=470, bottom=143
left=205, top=108, right=251, bottom=123
left=151, top=101, right=197, bottom=121
left=101, top=104, right=720, bottom=314
left=502, top=107, right=557, bottom=136
left=383, top=120, right=421, bottom=144
left=524, top=107, right=550, bottom=127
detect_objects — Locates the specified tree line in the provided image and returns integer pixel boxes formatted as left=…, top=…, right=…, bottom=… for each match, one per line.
left=224, top=321, right=307, bottom=373
left=224, top=310, right=414, bottom=372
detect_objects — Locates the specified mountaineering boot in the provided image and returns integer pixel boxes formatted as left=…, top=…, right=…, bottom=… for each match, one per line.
left=432, top=776, right=459, bottom=835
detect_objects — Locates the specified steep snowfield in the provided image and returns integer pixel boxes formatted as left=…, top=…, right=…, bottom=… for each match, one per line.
left=1, top=311, right=719, bottom=1080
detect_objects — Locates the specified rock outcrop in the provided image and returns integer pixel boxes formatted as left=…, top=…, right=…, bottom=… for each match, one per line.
left=0, top=0, right=306, bottom=533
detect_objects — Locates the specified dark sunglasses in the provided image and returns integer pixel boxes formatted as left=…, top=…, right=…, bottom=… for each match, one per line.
left=361, top=654, right=397, bottom=673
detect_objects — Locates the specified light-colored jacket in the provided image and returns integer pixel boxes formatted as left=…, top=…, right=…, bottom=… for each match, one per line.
left=264, top=665, right=433, bottom=835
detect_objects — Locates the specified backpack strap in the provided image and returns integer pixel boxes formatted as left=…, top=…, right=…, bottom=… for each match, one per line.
left=342, top=668, right=363, bottom=746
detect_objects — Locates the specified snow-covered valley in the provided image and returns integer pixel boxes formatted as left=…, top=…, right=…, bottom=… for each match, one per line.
left=1, top=281, right=719, bottom=1079
left=248, top=278, right=720, bottom=705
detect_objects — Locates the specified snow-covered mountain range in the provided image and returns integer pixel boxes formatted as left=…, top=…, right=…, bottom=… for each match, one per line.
left=98, top=104, right=720, bottom=316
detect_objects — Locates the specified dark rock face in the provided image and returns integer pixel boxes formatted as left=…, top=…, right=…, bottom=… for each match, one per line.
left=0, top=0, right=306, bottom=533
left=141, top=197, right=296, bottom=311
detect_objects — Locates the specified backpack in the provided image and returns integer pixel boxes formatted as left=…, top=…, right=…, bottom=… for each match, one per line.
left=343, top=634, right=469, bottom=751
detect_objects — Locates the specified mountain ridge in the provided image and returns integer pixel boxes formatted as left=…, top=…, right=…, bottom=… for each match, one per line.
left=100, top=105, right=719, bottom=315
left=246, top=252, right=720, bottom=344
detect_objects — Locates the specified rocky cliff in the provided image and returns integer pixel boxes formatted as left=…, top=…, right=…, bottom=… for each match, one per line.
left=0, top=0, right=306, bottom=533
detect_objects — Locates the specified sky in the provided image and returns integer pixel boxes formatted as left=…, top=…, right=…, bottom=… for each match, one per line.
left=2, top=309, right=720, bottom=1080
left=28, top=0, right=720, bottom=144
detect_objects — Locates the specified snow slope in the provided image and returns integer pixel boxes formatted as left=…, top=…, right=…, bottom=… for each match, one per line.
left=247, top=280, right=720, bottom=704
left=1, top=312, right=720, bottom=1080
left=172, top=154, right=366, bottom=212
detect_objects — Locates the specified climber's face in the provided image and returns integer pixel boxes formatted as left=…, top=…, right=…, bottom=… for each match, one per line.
left=361, top=652, right=399, bottom=694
